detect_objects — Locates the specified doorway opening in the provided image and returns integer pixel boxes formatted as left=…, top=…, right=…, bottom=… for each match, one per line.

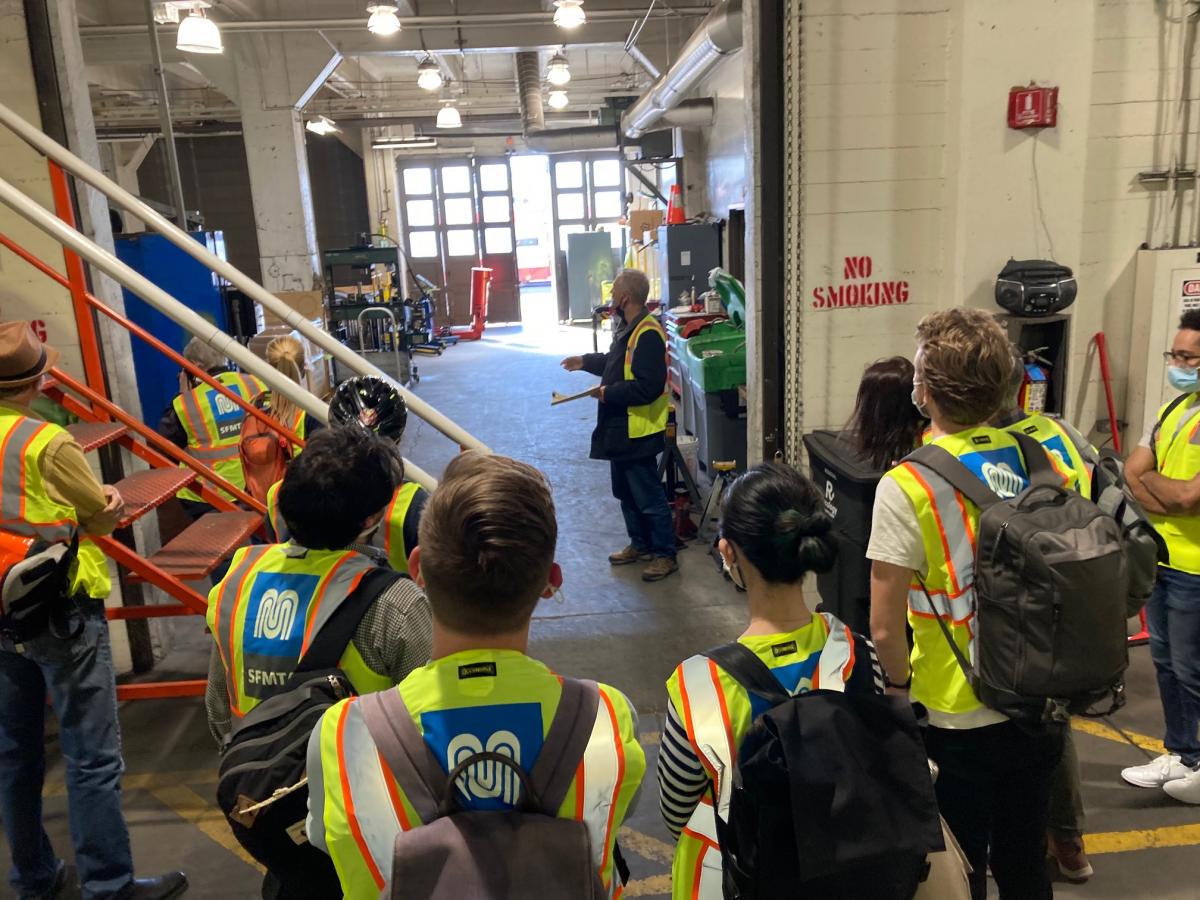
left=510, top=154, right=556, bottom=329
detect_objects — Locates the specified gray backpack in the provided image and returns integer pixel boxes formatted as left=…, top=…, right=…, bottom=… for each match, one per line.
left=360, top=678, right=608, bottom=900
left=908, top=432, right=1130, bottom=726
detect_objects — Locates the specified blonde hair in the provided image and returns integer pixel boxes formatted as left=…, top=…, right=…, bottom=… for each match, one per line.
left=265, top=336, right=306, bottom=426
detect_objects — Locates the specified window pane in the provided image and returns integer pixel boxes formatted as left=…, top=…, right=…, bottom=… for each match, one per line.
left=555, top=161, right=583, bottom=189
left=479, top=163, right=509, bottom=192
left=592, top=158, right=621, bottom=187
left=557, top=192, right=584, bottom=220
left=482, top=195, right=510, bottom=224
left=598, top=223, right=624, bottom=251
left=444, top=197, right=474, bottom=226
left=485, top=227, right=514, bottom=254
left=593, top=190, right=623, bottom=219
left=402, top=167, right=432, bottom=195
left=409, top=230, right=438, bottom=258
left=441, top=165, right=472, bottom=194
left=405, top=199, right=435, bottom=227
left=446, top=228, right=476, bottom=257
left=559, top=224, right=585, bottom=250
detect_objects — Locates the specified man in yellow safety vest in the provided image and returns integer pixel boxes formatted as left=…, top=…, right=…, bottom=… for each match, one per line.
left=1124, top=309, right=1200, bottom=804
left=0, top=323, right=187, bottom=900
left=561, top=268, right=676, bottom=582
left=307, top=451, right=645, bottom=899
left=158, top=337, right=263, bottom=511
left=868, top=308, right=1065, bottom=900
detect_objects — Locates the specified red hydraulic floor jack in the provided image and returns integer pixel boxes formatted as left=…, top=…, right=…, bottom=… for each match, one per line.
left=440, top=266, right=492, bottom=342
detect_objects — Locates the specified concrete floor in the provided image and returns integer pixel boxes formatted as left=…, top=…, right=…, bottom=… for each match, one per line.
left=5, top=314, right=1200, bottom=898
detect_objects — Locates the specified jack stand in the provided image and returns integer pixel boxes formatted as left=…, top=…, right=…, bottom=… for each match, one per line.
left=1129, top=608, right=1150, bottom=646
left=697, top=461, right=740, bottom=545
left=659, top=411, right=701, bottom=509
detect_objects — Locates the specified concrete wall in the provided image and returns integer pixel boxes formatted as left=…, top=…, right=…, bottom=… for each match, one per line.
left=693, top=51, right=748, bottom=220
left=785, top=0, right=1200, bottom=448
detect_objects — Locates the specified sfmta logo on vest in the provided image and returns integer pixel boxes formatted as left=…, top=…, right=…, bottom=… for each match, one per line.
left=254, top=588, right=300, bottom=642
left=243, top=571, right=319, bottom=658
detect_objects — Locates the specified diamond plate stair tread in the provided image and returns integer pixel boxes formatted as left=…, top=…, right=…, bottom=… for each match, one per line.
left=67, top=422, right=127, bottom=452
left=146, top=511, right=262, bottom=579
left=115, top=469, right=196, bottom=526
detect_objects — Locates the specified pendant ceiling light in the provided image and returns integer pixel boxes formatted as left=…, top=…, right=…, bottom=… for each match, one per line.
left=366, top=2, right=401, bottom=36
left=546, top=53, right=571, bottom=86
left=176, top=10, right=223, bottom=54
left=417, top=57, right=443, bottom=91
left=306, top=115, right=339, bottom=136
left=553, top=0, right=586, bottom=29
left=436, top=101, right=462, bottom=129
left=547, top=90, right=569, bottom=110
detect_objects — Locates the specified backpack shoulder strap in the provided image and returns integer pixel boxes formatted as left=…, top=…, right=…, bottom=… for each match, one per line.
left=905, top=444, right=1001, bottom=510
left=1152, top=393, right=1196, bottom=463
left=917, top=577, right=975, bottom=685
left=294, top=567, right=400, bottom=675
left=701, top=643, right=790, bottom=706
left=1010, top=431, right=1061, bottom=488
left=529, top=677, right=601, bottom=816
left=360, top=687, right=446, bottom=824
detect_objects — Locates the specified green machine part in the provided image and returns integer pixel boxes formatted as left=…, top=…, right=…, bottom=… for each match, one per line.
left=709, top=268, right=746, bottom=328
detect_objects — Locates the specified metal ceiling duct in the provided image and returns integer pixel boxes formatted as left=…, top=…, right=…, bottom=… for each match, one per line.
left=514, top=50, right=617, bottom=153
left=515, top=52, right=545, bottom=134
left=622, top=0, right=742, bottom=140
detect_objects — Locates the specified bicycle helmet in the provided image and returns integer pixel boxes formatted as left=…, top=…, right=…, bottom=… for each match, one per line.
left=329, top=376, right=408, bottom=442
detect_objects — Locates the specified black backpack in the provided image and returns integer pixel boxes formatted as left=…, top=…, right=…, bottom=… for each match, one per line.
left=702, top=643, right=943, bottom=900
left=908, top=432, right=1130, bottom=726
left=216, top=567, right=401, bottom=898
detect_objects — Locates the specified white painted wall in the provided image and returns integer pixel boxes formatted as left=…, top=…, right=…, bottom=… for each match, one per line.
left=693, top=51, right=747, bottom=219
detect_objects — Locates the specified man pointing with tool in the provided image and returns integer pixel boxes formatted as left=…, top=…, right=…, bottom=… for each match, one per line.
left=561, top=268, right=677, bottom=582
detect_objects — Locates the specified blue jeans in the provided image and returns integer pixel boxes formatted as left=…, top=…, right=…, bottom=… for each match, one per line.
left=610, top=456, right=676, bottom=559
left=0, top=600, right=133, bottom=899
left=1147, top=566, right=1200, bottom=767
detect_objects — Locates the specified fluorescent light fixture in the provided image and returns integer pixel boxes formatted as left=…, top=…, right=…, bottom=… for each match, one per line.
left=546, top=52, right=571, bottom=86
left=176, top=10, right=223, bottom=53
left=373, top=136, right=439, bottom=150
left=417, top=57, right=443, bottom=91
left=436, top=102, right=462, bottom=128
left=553, top=0, right=586, bottom=28
left=547, top=89, right=569, bottom=110
left=366, top=2, right=401, bottom=36
left=306, top=115, right=339, bottom=136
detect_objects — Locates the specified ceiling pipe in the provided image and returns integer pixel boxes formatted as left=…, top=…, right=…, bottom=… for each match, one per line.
left=515, top=52, right=545, bottom=134
left=656, top=98, right=715, bottom=129
left=626, top=45, right=661, bottom=79
left=80, top=7, right=712, bottom=36
left=622, top=0, right=742, bottom=140
left=513, top=49, right=618, bottom=153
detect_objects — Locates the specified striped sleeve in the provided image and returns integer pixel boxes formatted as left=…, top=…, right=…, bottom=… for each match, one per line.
left=657, top=701, right=710, bottom=839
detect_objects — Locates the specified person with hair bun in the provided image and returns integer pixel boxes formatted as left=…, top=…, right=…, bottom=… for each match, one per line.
left=657, top=462, right=883, bottom=900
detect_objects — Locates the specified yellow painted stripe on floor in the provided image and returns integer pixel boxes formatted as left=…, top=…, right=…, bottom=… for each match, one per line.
left=619, top=826, right=675, bottom=864
left=1088, top=822, right=1200, bottom=855
left=149, top=784, right=265, bottom=873
left=45, top=768, right=219, bottom=797
left=1071, top=718, right=1166, bottom=756
left=624, top=874, right=672, bottom=897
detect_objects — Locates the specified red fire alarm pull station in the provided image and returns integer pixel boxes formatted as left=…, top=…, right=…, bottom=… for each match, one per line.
left=1008, top=84, right=1058, bottom=129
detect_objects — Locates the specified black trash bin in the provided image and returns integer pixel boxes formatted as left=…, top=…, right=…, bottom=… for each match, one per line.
left=802, top=430, right=884, bottom=635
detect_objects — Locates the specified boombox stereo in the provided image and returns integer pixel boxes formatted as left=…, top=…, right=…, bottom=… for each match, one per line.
left=994, top=259, right=1076, bottom=317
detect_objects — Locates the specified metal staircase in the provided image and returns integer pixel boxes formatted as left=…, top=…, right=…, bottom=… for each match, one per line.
left=0, top=100, right=489, bottom=701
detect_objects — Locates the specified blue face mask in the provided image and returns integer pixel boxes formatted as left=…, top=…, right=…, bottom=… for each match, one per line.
left=1168, top=365, right=1200, bottom=393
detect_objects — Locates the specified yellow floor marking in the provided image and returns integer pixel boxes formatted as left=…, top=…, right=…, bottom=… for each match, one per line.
left=148, top=784, right=264, bottom=873
left=1071, top=718, right=1166, bottom=756
left=623, top=874, right=672, bottom=897
left=619, top=826, right=675, bottom=864
left=1088, top=822, right=1200, bottom=855
left=45, top=769, right=219, bottom=798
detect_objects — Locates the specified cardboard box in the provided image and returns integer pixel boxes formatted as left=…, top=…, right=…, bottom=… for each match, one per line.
left=262, top=290, right=324, bottom=327
left=629, top=209, right=664, bottom=244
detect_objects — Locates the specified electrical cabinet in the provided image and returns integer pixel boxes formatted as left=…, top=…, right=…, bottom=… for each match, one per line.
left=656, top=223, right=721, bottom=306
left=1129, top=247, right=1200, bottom=445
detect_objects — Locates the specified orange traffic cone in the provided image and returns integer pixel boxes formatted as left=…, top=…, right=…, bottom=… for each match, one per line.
left=666, top=183, right=686, bottom=225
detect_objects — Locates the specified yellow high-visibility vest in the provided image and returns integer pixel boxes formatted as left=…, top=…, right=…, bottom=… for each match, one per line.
left=310, top=650, right=645, bottom=899
left=624, top=314, right=669, bottom=439
left=0, top=406, right=110, bottom=599
left=1150, top=394, right=1200, bottom=575
left=173, top=371, right=264, bottom=502
left=664, top=613, right=859, bottom=900
left=206, top=543, right=390, bottom=718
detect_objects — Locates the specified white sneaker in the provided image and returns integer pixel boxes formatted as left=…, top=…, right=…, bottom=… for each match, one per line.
left=1164, top=767, right=1200, bottom=803
left=1121, top=753, right=1191, bottom=788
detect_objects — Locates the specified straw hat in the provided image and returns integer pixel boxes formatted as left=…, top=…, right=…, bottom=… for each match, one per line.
left=0, top=322, right=59, bottom=387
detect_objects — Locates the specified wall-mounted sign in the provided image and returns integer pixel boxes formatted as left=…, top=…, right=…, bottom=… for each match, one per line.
left=812, top=256, right=910, bottom=311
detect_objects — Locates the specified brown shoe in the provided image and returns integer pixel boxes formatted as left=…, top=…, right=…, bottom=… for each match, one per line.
left=1047, top=833, right=1093, bottom=882
left=609, top=545, right=651, bottom=566
left=642, top=556, right=679, bottom=582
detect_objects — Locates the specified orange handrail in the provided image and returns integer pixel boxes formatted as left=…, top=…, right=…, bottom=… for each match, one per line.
left=0, top=233, right=306, bottom=450
left=91, top=532, right=207, bottom=615
left=47, top=367, right=268, bottom=515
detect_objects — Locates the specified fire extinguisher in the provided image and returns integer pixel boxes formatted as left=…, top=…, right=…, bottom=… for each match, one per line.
left=1018, top=347, right=1053, bottom=414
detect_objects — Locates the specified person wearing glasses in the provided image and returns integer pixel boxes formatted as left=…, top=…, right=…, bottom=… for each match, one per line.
left=1124, top=309, right=1200, bottom=804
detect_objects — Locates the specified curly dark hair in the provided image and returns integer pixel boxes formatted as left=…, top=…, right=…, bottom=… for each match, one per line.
left=915, top=308, right=1015, bottom=426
